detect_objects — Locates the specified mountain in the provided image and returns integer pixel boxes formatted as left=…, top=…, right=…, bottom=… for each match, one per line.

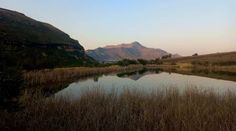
left=86, top=41, right=169, bottom=62
left=0, top=8, right=95, bottom=69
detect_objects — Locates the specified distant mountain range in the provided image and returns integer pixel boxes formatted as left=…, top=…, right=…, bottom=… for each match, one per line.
left=86, top=41, right=179, bottom=62
left=0, top=8, right=95, bottom=69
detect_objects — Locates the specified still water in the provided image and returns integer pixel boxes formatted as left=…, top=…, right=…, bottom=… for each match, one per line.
left=55, top=70, right=236, bottom=100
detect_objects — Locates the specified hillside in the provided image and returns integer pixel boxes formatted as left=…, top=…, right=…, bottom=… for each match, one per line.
left=0, top=8, right=83, bottom=47
left=163, top=51, right=236, bottom=65
left=86, top=41, right=169, bottom=62
left=0, top=8, right=95, bottom=69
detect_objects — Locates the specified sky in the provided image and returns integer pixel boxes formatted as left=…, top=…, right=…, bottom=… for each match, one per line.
left=1, top=0, right=236, bottom=56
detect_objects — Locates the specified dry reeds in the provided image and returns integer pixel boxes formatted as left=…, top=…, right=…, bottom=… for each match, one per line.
left=1, top=88, right=235, bottom=131
left=24, top=65, right=143, bottom=86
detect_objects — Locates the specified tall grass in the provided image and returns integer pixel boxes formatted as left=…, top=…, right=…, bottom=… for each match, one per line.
left=1, top=88, right=235, bottom=131
left=24, top=65, right=143, bottom=86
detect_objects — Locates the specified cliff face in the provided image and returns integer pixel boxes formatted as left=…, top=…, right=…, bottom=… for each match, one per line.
left=86, top=42, right=169, bottom=62
left=0, top=8, right=95, bottom=69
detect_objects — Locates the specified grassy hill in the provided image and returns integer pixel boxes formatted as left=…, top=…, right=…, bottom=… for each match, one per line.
left=0, top=8, right=81, bottom=46
left=0, top=8, right=96, bottom=70
left=163, top=51, right=236, bottom=66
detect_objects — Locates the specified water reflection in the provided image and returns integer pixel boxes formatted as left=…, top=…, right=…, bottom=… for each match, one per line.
left=117, top=68, right=157, bottom=80
left=93, top=76, right=99, bottom=82
left=192, top=69, right=236, bottom=76
left=55, top=69, right=236, bottom=100
left=190, top=68, right=236, bottom=81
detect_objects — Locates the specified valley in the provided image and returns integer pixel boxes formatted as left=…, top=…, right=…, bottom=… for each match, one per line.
left=0, top=6, right=236, bottom=131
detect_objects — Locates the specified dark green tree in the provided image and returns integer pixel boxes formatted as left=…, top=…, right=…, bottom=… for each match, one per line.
left=137, top=59, right=148, bottom=65
left=116, top=59, right=138, bottom=66
left=161, top=54, right=172, bottom=59
left=0, top=44, right=23, bottom=111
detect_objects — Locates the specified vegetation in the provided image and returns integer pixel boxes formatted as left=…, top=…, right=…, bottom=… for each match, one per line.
left=153, top=63, right=236, bottom=81
left=163, top=51, right=236, bottom=66
left=24, top=65, right=144, bottom=86
left=15, top=47, right=96, bottom=70
left=116, top=59, right=139, bottom=66
left=161, top=54, right=172, bottom=59
left=0, top=88, right=236, bottom=131
left=192, top=53, right=198, bottom=56
left=116, top=59, right=162, bottom=66
left=137, top=59, right=148, bottom=65
left=0, top=45, right=24, bottom=111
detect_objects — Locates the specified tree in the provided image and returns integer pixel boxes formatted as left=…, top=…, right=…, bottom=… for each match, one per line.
left=0, top=44, right=23, bottom=111
left=154, top=58, right=162, bottom=64
left=161, top=54, right=172, bottom=59
left=137, top=59, right=148, bottom=65
left=116, top=59, right=138, bottom=66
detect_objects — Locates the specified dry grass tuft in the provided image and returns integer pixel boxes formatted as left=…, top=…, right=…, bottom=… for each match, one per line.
left=1, top=88, right=236, bottom=131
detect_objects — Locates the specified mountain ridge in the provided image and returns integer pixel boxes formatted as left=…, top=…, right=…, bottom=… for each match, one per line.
left=86, top=42, right=170, bottom=62
left=0, top=8, right=95, bottom=69
left=0, top=8, right=81, bottom=47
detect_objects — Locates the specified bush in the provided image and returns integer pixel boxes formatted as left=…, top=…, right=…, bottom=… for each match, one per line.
left=137, top=59, right=148, bottom=65
left=0, top=45, right=24, bottom=111
left=116, top=59, right=138, bottom=66
left=161, top=54, right=172, bottom=59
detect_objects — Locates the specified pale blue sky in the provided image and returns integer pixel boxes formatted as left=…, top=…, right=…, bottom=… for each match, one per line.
left=1, top=0, right=236, bottom=55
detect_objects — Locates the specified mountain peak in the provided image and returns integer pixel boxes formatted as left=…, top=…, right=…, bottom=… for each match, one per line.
left=131, top=41, right=141, bottom=45
left=130, top=41, right=144, bottom=48
left=104, top=41, right=143, bottom=49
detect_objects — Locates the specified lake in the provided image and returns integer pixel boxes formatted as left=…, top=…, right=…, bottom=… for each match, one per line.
left=55, top=69, right=236, bottom=100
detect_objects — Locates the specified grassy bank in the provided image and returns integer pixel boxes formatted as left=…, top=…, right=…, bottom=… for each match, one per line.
left=1, top=88, right=236, bottom=131
left=148, top=63, right=236, bottom=73
left=145, top=63, right=236, bottom=82
left=163, top=51, right=236, bottom=65
left=159, top=51, right=236, bottom=75
left=24, top=65, right=144, bottom=86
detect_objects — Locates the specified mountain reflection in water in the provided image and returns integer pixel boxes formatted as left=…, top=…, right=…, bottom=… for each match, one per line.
left=55, top=68, right=236, bottom=100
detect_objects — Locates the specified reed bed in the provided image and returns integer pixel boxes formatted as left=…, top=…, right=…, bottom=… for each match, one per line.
left=193, top=65, right=236, bottom=73
left=1, top=88, right=236, bottom=131
left=24, top=65, right=143, bottom=86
